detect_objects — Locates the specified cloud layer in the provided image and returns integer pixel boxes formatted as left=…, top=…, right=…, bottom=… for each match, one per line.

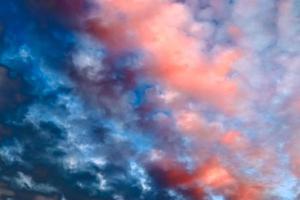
left=0, top=0, right=300, bottom=200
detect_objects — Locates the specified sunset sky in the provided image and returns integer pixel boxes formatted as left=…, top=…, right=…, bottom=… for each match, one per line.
left=0, top=0, right=300, bottom=199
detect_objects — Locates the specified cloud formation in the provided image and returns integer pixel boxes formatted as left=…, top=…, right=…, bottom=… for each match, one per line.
left=0, top=0, right=300, bottom=200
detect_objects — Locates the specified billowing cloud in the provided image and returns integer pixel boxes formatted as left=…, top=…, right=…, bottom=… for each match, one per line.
left=0, top=0, right=300, bottom=200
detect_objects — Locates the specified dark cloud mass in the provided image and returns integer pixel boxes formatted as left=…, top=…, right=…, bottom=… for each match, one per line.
left=0, top=1, right=158, bottom=200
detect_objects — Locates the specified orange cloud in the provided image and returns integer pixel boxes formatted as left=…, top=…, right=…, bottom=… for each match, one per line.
left=88, top=0, right=242, bottom=113
left=229, top=183, right=265, bottom=200
left=221, top=130, right=248, bottom=150
left=195, top=158, right=235, bottom=189
left=148, top=155, right=267, bottom=199
left=175, top=110, right=204, bottom=134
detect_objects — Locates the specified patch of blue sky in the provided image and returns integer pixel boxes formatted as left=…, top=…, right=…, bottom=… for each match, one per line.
left=294, top=0, right=300, bottom=17
left=210, top=194, right=224, bottom=200
left=0, top=1, right=76, bottom=74
left=102, top=118, right=154, bottom=153
left=114, top=50, right=144, bottom=69
left=269, top=173, right=299, bottom=200
left=131, top=83, right=153, bottom=108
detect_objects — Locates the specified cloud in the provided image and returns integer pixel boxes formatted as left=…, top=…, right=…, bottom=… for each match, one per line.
left=80, top=0, right=300, bottom=199
left=1, top=0, right=300, bottom=200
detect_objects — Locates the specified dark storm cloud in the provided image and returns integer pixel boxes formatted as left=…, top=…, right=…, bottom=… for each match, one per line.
left=0, top=1, right=167, bottom=200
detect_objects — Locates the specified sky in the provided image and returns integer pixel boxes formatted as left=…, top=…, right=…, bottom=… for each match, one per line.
left=0, top=0, right=300, bottom=199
